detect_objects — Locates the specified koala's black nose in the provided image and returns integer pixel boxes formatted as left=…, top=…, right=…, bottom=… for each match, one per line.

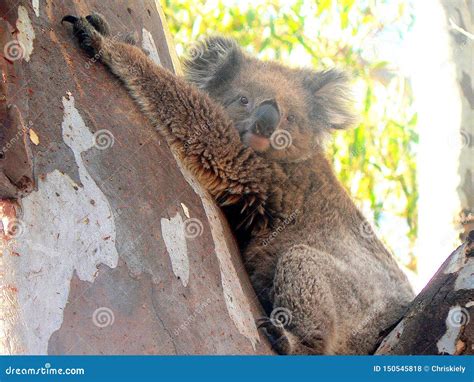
left=252, top=100, right=280, bottom=137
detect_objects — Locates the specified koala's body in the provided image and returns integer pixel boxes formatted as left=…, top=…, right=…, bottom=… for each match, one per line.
left=63, top=14, right=414, bottom=355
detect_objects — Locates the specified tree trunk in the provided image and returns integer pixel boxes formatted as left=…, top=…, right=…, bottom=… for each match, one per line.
left=439, top=0, right=474, bottom=240
left=1, top=0, right=472, bottom=356
left=376, top=232, right=474, bottom=355
left=0, top=0, right=272, bottom=355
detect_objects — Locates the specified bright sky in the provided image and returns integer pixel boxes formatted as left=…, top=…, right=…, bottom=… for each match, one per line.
left=355, top=0, right=462, bottom=291
left=285, top=0, right=463, bottom=291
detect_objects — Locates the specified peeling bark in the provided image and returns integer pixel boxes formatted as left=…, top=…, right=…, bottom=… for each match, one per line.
left=1, top=0, right=471, bottom=356
left=376, top=233, right=474, bottom=355
left=440, top=0, right=474, bottom=240
left=0, top=0, right=271, bottom=355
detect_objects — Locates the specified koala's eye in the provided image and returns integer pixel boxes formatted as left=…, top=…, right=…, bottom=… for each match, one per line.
left=240, top=96, right=249, bottom=105
left=287, top=114, right=296, bottom=123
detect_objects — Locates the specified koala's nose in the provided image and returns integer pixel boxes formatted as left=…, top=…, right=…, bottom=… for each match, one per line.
left=252, top=100, right=280, bottom=138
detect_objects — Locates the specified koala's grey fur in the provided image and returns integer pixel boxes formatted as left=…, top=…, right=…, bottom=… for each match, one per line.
left=63, top=13, right=414, bottom=354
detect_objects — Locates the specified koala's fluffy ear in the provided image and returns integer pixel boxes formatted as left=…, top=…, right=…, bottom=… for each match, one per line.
left=183, top=36, right=242, bottom=91
left=302, top=69, right=358, bottom=130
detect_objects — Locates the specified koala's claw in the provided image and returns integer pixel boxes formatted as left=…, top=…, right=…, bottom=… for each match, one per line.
left=85, top=13, right=111, bottom=36
left=256, top=316, right=276, bottom=328
left=61, top=15, right=79, bottom=24
left=256, top=317, right=290, bottom=351
left=62, top=14, right=106, bottom=57
left=62, top=13, right=109, bottom=34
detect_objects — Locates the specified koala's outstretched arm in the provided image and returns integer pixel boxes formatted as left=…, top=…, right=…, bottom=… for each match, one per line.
left=62, top=14, right=270, bottom=223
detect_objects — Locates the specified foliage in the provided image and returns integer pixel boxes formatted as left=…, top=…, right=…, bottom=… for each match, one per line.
left=163, top=0, right=418, bottom=270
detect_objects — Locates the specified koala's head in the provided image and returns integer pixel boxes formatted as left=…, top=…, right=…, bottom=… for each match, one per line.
left=184, top=36, right=357, bottom=163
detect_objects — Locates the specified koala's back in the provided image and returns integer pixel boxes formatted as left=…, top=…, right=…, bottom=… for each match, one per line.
left=243, top=154, right=413, bottom=354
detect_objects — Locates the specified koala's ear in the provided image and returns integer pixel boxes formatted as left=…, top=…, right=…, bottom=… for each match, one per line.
left=183, top=36, right=242, bottom=91
left=302, top=69, right=358, bottom=130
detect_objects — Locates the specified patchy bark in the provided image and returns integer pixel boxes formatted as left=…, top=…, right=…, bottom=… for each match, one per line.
left=439, top=0, right=474, bottom=240
left=0, top=0, right=271, bottom=355
left=376, top=232, right=474, bottom=355
left=0, top=0, right=471, bottom=356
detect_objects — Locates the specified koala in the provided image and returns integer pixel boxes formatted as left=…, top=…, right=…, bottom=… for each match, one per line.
left=62, top=13, right=414, bottom=355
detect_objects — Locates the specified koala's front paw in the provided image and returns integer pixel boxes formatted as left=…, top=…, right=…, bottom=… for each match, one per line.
left=256, top=317, right=291, bottom=354
left=62, top=13, right=110, bottom=56
left=84, top=14, right=111, bottom=36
